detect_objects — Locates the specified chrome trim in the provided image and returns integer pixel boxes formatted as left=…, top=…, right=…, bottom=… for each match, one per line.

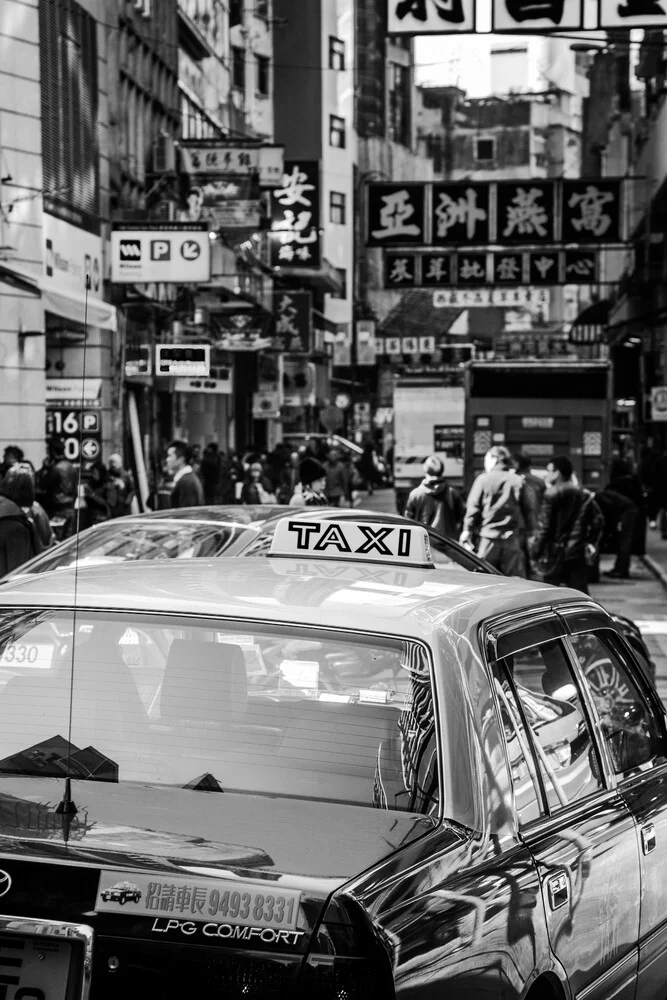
left=0, top=915, right=93, bottom=999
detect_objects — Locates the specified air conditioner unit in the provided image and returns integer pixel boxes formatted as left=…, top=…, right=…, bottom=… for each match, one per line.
left=153, top=134, right=176, bottom=174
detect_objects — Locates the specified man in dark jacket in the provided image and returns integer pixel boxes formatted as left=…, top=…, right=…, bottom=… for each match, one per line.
left=0, top=494, right=38, bottom=577
left=166, top=440, right=204, bottom=508
left=405, top=456, right=464, bottom=539
left=530, top=456, right=604, bottom=594
left=460, top=446, right=533, bottom=575
left=324, top=448, right=352, bottom=507
left=41, top=439, right=78, bottom=536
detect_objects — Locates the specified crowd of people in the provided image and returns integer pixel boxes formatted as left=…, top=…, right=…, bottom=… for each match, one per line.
left=405, top=444, right=667, bottom=595
left=2, top=432, right=665, bottom=590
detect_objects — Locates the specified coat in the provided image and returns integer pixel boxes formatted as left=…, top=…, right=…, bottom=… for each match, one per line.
left=0, top=497, right=39, bottom=577
left=405, top=478, right=464, bottom=538
left=170, top=470, right=204, bottom=508
left=531, top=483, right=604, bottom=566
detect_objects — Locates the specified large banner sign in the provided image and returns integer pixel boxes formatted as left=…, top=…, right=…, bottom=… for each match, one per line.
left=383, top=248, right=599, bottom=288
left=387, top=0, right=667, bottom=33
left=366, top=179, right=624, bottom=247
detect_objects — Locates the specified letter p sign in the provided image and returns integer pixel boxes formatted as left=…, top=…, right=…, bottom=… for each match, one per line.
left=150, top=240, right=171, bottom=261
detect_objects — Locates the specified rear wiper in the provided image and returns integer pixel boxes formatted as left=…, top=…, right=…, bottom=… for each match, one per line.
left=0, top=736, right=118, bottom=783
left=183, top=772, right=224, bottom=793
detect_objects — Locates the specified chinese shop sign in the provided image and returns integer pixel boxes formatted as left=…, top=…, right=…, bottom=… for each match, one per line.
left=387, top=0, right=667, bottom=33
left=382, top=249, right=599, bottom=288
left=270, top=161, right=321, bottom=268
left=272, top=291, right=312, bottom=352
left=366, top=179, right=624, bottom=247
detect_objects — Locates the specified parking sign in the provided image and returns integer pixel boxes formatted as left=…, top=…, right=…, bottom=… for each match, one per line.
left=111, top=224, right=210, bottom=283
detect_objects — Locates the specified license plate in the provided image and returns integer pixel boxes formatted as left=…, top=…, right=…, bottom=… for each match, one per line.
left=0, top=935, right=72, bottom=999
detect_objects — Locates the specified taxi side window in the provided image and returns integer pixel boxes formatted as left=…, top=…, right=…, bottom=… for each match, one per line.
left=501, top=638, right=605, bottom=815
left=569, top=630, right=667, bottom=776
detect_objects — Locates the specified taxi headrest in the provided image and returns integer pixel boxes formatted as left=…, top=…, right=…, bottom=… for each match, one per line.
left=268, top=517, right=433, bottom=569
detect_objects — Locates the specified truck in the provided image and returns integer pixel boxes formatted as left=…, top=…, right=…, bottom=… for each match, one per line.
left=393, top=372, right=465, bottom=514
left=464, top=360, right=613, bottom=493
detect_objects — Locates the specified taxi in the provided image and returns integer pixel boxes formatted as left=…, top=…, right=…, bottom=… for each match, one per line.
left=0, top=515, right=664, bottom=999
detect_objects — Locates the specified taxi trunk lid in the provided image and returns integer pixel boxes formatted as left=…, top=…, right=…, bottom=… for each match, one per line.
left=0, top=777, right=435, bottom=996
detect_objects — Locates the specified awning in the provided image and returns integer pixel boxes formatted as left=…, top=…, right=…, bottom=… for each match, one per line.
left=0, top=260, right=117, bottom=331
left=0, top=261, right=41, bottom=296
left=274, top=257, right=342, bottom=294
left=571, top=298, right=611, bottom=328
left=43, top=285, right=117, bottom=332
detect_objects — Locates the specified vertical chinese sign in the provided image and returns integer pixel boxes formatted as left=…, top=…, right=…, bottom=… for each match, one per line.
left=356, top=320, right=377, bottom=366
left=272, top=291, right=313, bottom=352
left=269, top=162, right=321, bottom=268
left=366, top=184, right=427, bottom=247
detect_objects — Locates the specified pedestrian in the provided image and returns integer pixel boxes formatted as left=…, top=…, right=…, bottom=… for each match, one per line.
left=357, top=441, right=381, bottom=496
left=199, top=443, right=223, bottom=505
left=290, top=457, right=328, bottom=506
left=0, top=463, right=52, bottom=550
left=75, top=461, right=118, bottom=530
left=514, top=453, right=546, bottom=578
left=241, top=463, right=277, bottom=504
left=459, top=445, right=533, bottom=576
left=0, top=474, right=42, bottom=577
left=324, top=448, right=352, bottom=507
left=41, top=438, right=78, bottom=537
left=165, top=440, right=204, bottom=508
left=107, top=453, right=136, bottom=516
left=278, top=450, right=300, bottom=505
left=405, top=456, right=464, bottom=539
left=0, top=445, right=24, bottom=479
left=530, top=456, right=604, bottom=594
left=595, top=486, right=639, bottom=580
left=649, top=444, right=667, bottom=538
left=607, top=457, right=647, bottom=562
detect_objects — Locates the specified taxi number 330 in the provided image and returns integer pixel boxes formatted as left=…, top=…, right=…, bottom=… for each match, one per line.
left=207, top=890, right=296, bottom=925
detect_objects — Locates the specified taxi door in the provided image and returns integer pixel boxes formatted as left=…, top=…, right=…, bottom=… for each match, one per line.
left=490, top=617, right=641, bottom=1000
left=561, top=614, right=667, bottom=1000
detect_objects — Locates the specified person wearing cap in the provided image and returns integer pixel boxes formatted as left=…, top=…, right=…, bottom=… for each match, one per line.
left=405, top=456, right=464, bottom=539
left=290, top=457, right=328, bottom=507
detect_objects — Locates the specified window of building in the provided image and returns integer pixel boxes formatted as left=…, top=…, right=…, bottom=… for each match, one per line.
left=329, top=191, right=346, bottom=225
left=329, top=36, right=345, bottom=71
left=331, top=268, right=347, bottom=299
left=475, top=137, right=495, bottom=162
left=255, top=0, right=270, bottom=18
left=232, top=46, right=245, bottom=91
left=256, top=55, right=269, bottom=96
left=230, top=0, right=243, bottom=27
left=388, top=63, right=410, bottom=147
left=329, top=114, right=346, bottom=148
left=39, top=0, right=99, bottom=221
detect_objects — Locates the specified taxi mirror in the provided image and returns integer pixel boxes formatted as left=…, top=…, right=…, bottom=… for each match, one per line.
left=268, top=517, right=434, bottom=569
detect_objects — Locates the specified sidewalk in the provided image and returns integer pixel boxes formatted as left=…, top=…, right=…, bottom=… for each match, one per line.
left=643, top=531, right=667, bottom=591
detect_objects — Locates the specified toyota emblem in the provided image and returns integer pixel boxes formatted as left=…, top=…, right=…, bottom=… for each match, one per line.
left=0, top=871, right=12, bottom=898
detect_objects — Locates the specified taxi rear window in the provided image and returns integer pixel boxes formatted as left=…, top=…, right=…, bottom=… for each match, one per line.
left=0, top=609, right=438, bottom=815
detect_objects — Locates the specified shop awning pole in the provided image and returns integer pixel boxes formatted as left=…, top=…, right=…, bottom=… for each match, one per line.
left=128, top=389, right=150, bottom=512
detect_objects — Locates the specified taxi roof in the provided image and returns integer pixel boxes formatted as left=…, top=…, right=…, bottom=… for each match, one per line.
left=0, top=557, right=590, bottom=640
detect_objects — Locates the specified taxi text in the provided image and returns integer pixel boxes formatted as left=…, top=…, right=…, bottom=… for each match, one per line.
left=287, top=520, right=412, bottom=556
left=151, top=917, right=305, bottom=946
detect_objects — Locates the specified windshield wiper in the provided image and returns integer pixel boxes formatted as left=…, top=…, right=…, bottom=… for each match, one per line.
left=0, top=736, right=118, bottom=783
left=183, top=772, right=224, bottom=793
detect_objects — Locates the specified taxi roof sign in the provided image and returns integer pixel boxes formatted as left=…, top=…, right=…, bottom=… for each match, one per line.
left=269, top=518, right=434, bottom=569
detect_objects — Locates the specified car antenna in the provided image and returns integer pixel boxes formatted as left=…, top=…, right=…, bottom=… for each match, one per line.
left=55, top=271, right=92, bottom=829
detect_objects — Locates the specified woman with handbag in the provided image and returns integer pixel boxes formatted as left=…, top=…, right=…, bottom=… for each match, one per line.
left=530, top=456, right=604, bottom=594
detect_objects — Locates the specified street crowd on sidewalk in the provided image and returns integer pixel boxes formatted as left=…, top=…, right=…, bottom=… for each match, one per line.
left=0, top=435, right=388, bottom=577
left=405, top=443, right=667, bottom=596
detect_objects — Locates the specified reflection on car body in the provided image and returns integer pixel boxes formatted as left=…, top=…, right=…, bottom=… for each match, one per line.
left=0, top=516, right=663, bottom=997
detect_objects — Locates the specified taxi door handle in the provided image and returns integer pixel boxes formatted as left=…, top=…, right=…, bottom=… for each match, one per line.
left=641, top=823, right=657, bottom=855
left=546, top=872, right=569, bottom=910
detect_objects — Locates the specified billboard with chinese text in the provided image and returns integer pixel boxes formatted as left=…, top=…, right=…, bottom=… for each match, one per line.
left=270, top=161, right=321, bottom=268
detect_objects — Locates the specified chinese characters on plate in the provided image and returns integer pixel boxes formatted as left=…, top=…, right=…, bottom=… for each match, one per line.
left=366, top=179, right=623, bottom=246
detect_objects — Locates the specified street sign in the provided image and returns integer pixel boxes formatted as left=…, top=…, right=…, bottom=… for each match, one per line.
left=651, top=386, right=667, bottom=422
left=156, top=345, right=210, bottom=377
left=111, top=224, right=211, bottom=284
left=45, top=408, right=102, bottom=467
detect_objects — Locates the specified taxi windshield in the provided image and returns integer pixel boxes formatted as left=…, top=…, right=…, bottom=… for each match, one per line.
left=13, top=522, right=246, bottom=573
left=0, top=609, right=438, bottom=815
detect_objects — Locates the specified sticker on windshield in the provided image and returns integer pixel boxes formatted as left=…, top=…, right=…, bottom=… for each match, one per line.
left=96, top=871, right=302, bottom=931
left=0, top=643, right=54, bottom=670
